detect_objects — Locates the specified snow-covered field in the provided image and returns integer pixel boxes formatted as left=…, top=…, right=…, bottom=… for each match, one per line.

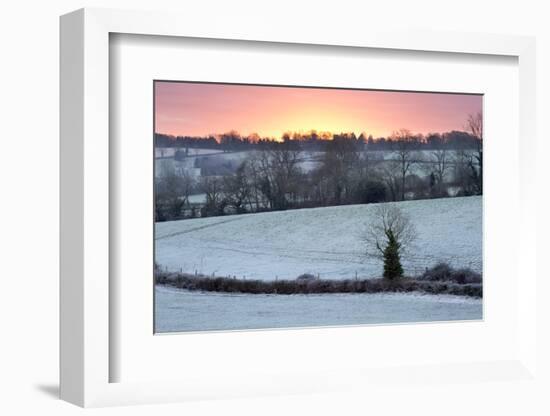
left=188, top=193, right=207, bottom=204
left=155, top=158, right=201, bottom=178
left=155, top=149, right=252, bottom=178
left=155, top=285, right=482, bottom=332
left=155, top=196, right=482, bottom=280
left=155, top=147, right=224, bottom=158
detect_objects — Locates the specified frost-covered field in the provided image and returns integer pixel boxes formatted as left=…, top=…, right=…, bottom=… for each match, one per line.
left=155, top=147, right=225, bottom=158
left=187, top=193, right=207, bottom=204
left=155, top=196, right=482, bottom=280
left=155, top=285, right=482, bottom=332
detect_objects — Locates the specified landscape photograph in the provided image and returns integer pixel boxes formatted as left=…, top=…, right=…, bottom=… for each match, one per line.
left=153, top=81, right=483, bottom=333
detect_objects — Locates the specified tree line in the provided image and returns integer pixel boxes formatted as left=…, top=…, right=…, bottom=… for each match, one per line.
left=155, top=114, right=482, bottom=222
left=155, top=128, right=481, bottom=153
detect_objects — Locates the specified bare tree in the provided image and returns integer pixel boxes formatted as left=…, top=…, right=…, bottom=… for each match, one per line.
left=179, top=171, right=195, bottom=206
left=379, top=161, right=401, bottom=202
left=155, top=171, right=195, bottom=221
left=467, top=112, right=482, bottom=140
left=390, top=129, right=417, bottom=200
left=364, top=204, right=416, bottom=279
left=452, top=148, right=475, bottom=195
left=244, top=152, right=269, bottom=211
left=224, top=161, right=251, bottom=213
left=319, top=133, right=360, bottom=204
left=424, top=137, right=450, bottom=197
left=256, top=140, right=302, bottom=210
left=200, top=176, right=225, bottom=216
left=466, top=112, right=483, bottom=194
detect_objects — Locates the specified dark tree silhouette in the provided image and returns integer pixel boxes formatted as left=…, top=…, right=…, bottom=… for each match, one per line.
left=383, top=231, right=404, bottom=280
left=389, top=129, right=417, bottom=201
left=466, top=112, right=483, bottom=194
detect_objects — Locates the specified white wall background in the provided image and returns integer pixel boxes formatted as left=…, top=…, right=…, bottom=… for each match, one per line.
left=0, top=1, right=548, bottom=415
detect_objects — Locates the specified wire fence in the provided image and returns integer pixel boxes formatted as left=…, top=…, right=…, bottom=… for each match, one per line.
left=402, top=253, right=482, bottom=276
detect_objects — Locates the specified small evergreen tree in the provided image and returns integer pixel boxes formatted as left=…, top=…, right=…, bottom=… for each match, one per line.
left=382, top=230, right=403, bottom=279
left=365, top=204, right=416, bottom=280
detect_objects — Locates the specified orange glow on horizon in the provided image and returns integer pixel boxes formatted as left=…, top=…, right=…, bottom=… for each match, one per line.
left=155, top=82, right=482, bottom=139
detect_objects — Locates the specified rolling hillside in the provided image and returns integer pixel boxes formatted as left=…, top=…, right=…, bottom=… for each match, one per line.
left=155, top=196, right=482, bottom=280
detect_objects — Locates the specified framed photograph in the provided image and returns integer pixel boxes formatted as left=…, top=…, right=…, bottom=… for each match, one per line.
left=60, top=8, right=537, bottom=407
left=153, top=81, right=484, bottom=333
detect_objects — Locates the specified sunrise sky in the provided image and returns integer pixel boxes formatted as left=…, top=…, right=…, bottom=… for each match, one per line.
left=154, top=81, right=482, bottom=139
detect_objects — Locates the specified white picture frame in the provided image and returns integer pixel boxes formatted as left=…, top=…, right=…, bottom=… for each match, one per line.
left=60, top=7, right=537, bottom=407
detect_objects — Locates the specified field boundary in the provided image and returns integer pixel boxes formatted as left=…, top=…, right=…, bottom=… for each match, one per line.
left=155, top=270, right=482, bottom=298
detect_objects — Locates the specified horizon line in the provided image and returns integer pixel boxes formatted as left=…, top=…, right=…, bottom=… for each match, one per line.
left=154, top=128, right=478, bottom=142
